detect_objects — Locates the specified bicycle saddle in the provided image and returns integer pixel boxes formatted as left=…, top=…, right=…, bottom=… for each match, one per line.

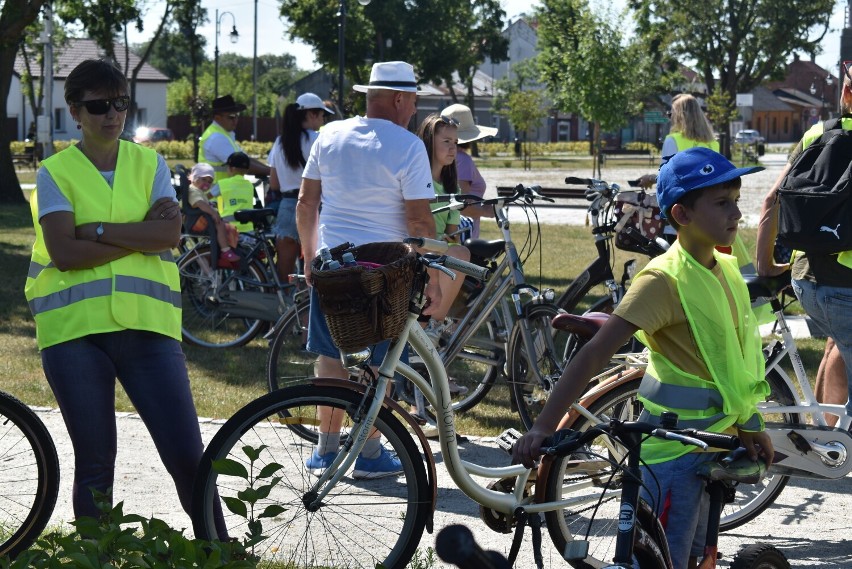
left=696, top=447, right=768, bottom=484
left=233, top=208, right=276, bottom=225
left=741, top=270, right=791, bottom=302
left=463, top=239, right=505, bottom=260
left=550, top=312, right=610, bottom=338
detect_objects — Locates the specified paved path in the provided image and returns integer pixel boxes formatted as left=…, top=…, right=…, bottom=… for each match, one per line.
left=36, top=407, right=852, bottom=568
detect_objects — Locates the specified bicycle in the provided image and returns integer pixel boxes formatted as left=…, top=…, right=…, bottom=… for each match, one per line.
left=545, top=269, right=852, bottom=533
left=189, top=243, right=755, bottom=569
left=0, top=390, right=60, bottom=558
left=177, top=206, right=309, bottom=349
left=265, top=186, right=568, bottom=418
left=513, top=176, right=666, bottom=430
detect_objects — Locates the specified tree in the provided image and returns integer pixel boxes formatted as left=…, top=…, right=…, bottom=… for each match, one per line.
left=493, top=58, right=549, bottom=168
left=0, top=0, right=47, bottom=204
left=55, top=0, right=141, bottom=63
left=629, top=0, right=834, bottom=155
left=279, top=0, right=507, bottom=116
left=537, top=0, right=655, bottom=176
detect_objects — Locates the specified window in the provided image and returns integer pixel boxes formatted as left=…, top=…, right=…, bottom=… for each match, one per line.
left=136, top=108, right=147, bottom=125
left=54, top=108, right=65, bottom=132
left=557, top=121, right=571, bottom=142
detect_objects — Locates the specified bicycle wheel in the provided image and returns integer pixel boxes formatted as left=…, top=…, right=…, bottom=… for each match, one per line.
left=730, top=543, right=790, bottom=569
left=0, top=391, right=60, bottom=559
left=719, top=369, right=797, bottom=531
left=508, top=303, right=569, bottom=431
left=265, top=297, right=314, bottom=392
left=179, top=246, right=268, bottom=348
left=191, top=385, right=430, bottom=569
left=543, top=381, right=643, bottom=567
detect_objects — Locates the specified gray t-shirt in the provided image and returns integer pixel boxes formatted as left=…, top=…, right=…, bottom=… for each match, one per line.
left=36, top=153, right=175, bottom=220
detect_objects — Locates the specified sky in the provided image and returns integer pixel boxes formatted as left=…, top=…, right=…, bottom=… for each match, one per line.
left=126, top=0, right=847, bottom=76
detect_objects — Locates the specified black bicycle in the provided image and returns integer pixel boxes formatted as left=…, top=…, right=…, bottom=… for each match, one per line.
left=0, top=390, right=60, bottom=558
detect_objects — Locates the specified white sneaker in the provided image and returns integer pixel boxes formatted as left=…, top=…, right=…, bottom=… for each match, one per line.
left=424, top=318, right=453, bottom=347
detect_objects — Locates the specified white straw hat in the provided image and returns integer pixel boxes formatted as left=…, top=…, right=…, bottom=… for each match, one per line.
left=441, top=104, right=498, bottom=144
left=353, top=61, right=419, bottom=93
left=296, top=93, right=335, bottom=114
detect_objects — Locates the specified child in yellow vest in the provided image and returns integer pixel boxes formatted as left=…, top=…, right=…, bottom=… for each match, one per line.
left=513, top=147, right=774, bottom=569
left=210, top=151, right=255, bottom=233
left=185, top=162, right=240, bottom=267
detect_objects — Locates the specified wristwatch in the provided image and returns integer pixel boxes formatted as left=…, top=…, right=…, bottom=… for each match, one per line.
left=95, top=222, right=105, bottom=242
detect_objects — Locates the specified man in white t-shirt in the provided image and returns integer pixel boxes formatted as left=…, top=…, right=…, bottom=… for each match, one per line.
left=296, top=60, right=439, bottom=478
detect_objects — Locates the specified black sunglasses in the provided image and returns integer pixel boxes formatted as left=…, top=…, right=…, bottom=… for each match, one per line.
left=75, top=96, right=130, bottom=115
left=438, top=115, right=460, bottom=127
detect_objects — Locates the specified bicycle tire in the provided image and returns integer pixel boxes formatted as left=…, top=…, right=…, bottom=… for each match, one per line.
left=265, top=296, right=314, bottom=392
left=543, top=381, right=643, bottom=567
left=0, top=391, right=60, bottom=559
left=178, top=246, right=268, bottom=348
left=719, top=369, right=797, bottom=531
left=191, top=385, right=430, bottom=569
left=507, top=303, right=569, bottom=431
left=729, top=543, right=790, bottom=569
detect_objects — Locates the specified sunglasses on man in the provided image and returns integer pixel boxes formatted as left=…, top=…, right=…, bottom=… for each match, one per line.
left=75, top=96, right=131, bottom=115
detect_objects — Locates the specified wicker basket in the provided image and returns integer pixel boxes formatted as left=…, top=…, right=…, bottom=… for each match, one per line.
left=310, top=242, right=417, bottom=352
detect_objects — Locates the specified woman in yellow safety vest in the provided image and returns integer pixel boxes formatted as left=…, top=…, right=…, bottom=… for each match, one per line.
left=24, top=59, right=224, bottom=535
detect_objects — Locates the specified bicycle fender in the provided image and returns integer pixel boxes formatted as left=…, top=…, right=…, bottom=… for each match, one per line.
left=534, top=367, right=644, bottom=503
left=311, top=377, right=439, bottom=532
left=636, top=498, right=673, bottom=567
left=764, top=422, right=852, bottom=479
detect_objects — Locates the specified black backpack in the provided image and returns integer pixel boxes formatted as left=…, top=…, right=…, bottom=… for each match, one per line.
left=777, top=117, right=852, bottom=254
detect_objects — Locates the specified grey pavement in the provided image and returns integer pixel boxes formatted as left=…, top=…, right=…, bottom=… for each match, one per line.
left=35, top=407, right=851, bottom=568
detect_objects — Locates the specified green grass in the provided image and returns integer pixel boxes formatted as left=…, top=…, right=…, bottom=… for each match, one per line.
left=1, top=202, right=824, bottom=436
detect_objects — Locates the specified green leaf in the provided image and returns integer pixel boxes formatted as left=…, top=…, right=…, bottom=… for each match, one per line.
left=259, top=504, right=287, bottom=518
left=257, top=462, right=283, bottom=479
left=222, top=496, right=248, bottom=518
left=212, top=458, right=249, bottom=479
left=241, top=444, right=268, bottom=462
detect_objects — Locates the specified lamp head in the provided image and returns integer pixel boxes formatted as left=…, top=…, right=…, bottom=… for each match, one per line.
left=357, top=0, right=371, bottom=5
left=229, top=26, right=239, bottom=44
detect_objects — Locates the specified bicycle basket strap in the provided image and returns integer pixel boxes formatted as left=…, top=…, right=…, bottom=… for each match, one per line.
left=311, top=241, right=416, bottom=352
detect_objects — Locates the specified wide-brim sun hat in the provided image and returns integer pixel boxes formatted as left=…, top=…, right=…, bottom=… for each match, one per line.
left=353, top=61, right=419, bottom=93
left=211, top=94, right=247, bottom=114
left=657, top=147, right=764, bottom=218
left=296, top=92, right=335, bottom=114
left=441, top=103, right=498, bottom=143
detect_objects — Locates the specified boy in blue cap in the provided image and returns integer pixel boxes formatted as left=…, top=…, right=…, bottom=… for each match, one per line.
left=513, top=147, right=774, bottom=569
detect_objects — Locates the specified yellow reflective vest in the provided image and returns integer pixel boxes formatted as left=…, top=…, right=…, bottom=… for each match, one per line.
left=799, top=120, right=852, bottom=269
left=25, top=141, right=181, bottom=349
left=635, top=242, right=768, bottom=463
left=668, top=132, right=720, bottom=153
left=217, top=175, right=255, bottom=232
left=198, top=121, right=241, bottom=183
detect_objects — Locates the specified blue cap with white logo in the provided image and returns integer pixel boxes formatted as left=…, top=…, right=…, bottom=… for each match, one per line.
left=657, top=147, right=763, bottom=218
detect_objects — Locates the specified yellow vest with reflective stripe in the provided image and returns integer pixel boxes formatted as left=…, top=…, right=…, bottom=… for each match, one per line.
left=668, top=132, right=720, bottom=153
left=217, top=176, right=255, bottom=232
left=635, top=242, right=768, bottom=463
left=799, top=120, right=852, bottom=268
left=25, top=142, right=181, bottom=349
left=198, top=121, right=241, bottom=183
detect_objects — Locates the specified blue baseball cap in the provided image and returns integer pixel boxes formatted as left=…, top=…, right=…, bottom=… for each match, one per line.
left=657, top=147, right=763, bottom=218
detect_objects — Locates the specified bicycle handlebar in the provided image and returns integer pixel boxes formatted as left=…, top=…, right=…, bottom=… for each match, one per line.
left=541, top=420, right=740, bottom=457
left=436, top=525, right=511, bottom=569
left=430, top=184, right=553, bottom=215
left=403, top=238, right=491, bottom=282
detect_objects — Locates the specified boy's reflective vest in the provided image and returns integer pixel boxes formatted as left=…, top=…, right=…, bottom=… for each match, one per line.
left=217, top=175, right=255, bottom=232
left=798, top=119, right=852, bottom=269
left=198, top=121, right=241, bottom=183
left=25, top=141, right=181, bottom=349
left=635, top=242, right=768, bottom=463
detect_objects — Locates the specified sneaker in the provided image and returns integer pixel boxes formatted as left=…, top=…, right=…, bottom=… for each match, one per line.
left=217, top=249, right=241, bottom=268
left=448, top=377, right=470, bottom=396
left=424, top=318, right=453, bottom=347
left=353, top=447, right=402, bottom=480
left=305, top=449, right=337, bottom=477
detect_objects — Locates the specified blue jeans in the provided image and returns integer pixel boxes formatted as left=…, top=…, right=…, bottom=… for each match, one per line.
left=41, top=330, right=206, bottom=521
left=640, top=452, right=718, bottom=569
left=273, top=198, right=299, bottom=241
left=791, top=278, right=852, bottom=414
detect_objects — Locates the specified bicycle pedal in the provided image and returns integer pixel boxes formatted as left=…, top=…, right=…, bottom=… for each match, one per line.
left=563, top=540, right=589, bottom=561
left=495, top=428, right=524, bottom=454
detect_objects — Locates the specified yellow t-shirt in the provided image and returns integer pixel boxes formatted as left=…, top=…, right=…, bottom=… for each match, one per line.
left=612, top=264, right=738, bottom=380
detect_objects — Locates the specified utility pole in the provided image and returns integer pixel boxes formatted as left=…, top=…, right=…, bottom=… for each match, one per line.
left=39, top=1, right=54, bottom=159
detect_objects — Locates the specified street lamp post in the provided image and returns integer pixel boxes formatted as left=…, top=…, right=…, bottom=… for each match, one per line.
left=337, top=0, right=371, bottom=116
left=810, top=73, right=835, bottom=120
left=214, top=10, right=239, bottom=100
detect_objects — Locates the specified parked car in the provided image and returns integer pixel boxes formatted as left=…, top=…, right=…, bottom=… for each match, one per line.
left=734, top=129, right=764, bottom=144
left=133, top=126, right=174, bottom=144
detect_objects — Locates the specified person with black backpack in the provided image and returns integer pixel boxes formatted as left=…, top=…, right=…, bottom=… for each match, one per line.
left=755, top=61, right=852, bottom=426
